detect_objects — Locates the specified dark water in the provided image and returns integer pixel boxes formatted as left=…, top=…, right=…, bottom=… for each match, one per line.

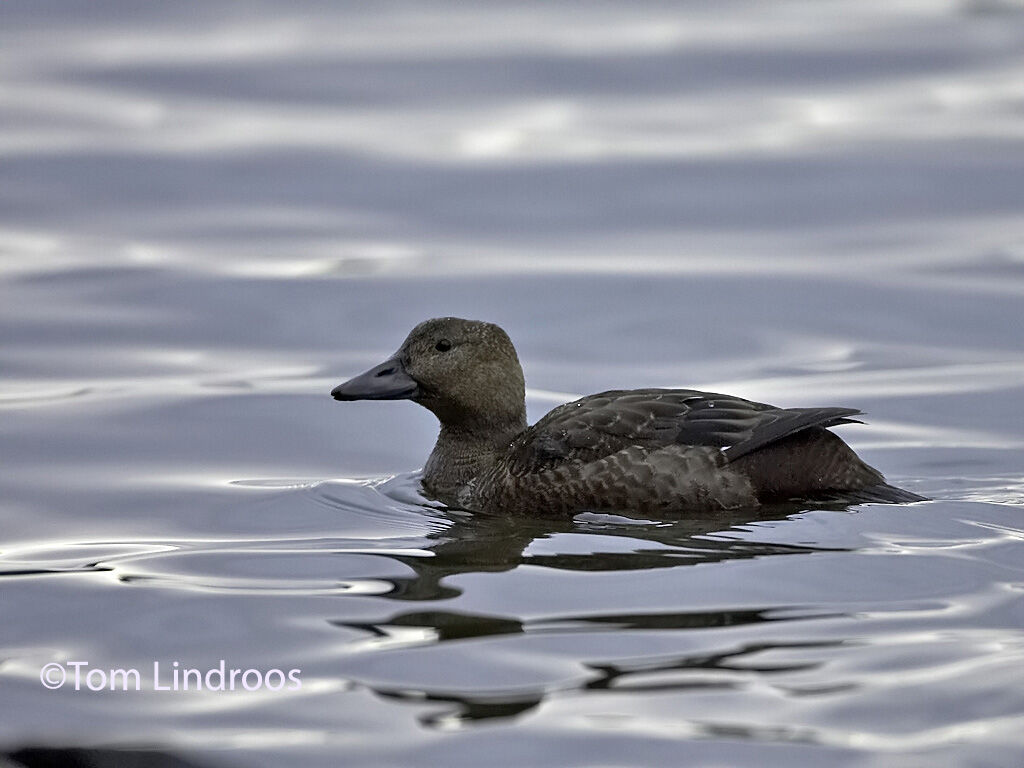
left=2, top=2, right=1024, bottom=766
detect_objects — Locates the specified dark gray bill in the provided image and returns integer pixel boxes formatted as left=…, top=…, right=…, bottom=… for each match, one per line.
left=331, top=356, right=419, bottom=401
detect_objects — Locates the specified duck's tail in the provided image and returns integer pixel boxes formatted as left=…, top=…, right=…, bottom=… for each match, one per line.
left=733, top=427, right=927, bottom=505
left=829, top=482, right=928, bottom=504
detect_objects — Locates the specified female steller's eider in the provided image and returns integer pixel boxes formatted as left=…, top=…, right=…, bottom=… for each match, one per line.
left=331, top=318, right=922, bottom=515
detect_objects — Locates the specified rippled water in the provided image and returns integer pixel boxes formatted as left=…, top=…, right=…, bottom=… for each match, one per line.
left=2, top=2, right=1024, bottom=766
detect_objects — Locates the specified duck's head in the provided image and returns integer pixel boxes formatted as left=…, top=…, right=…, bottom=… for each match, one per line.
left=331, top=317, right=526, bottom=430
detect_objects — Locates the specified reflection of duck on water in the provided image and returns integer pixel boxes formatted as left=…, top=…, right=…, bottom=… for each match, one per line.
left=333, top=498, right=849, bottom=727
left=332, top=318, right=923, bottom=516
left=370, top=497, right=854, bottom=602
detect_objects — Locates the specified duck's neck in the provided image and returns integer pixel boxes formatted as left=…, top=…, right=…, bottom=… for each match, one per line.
left=422, top=419, right=524, bottom=505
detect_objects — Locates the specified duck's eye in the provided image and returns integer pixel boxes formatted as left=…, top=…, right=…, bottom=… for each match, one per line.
left=435, top=339, right=452, bottom=352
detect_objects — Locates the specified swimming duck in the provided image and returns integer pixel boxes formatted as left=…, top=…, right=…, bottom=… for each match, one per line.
left=331, top=318, right=920, bottom=515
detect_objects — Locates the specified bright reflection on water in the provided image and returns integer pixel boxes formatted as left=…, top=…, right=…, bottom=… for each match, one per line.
left=2, top=1, right=1024, bottom=767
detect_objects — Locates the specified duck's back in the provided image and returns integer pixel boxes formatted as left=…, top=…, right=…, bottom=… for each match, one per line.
left=468, top=389, right=913, bottom=515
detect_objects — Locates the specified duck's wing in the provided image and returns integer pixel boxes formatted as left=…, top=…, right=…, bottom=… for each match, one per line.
left=507, top=388, right=861, bottom=476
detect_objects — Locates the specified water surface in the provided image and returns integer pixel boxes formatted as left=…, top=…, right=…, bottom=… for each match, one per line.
left=2, top=1, right=1024, bottom=766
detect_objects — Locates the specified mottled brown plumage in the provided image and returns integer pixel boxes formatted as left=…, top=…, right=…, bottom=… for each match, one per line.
left=331, top=318, right=922, bottom=515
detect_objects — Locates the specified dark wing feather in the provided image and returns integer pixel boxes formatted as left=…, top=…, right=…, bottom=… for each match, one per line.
left=721, top=407, right=862, bottom=461
left=507, top=388, right=862, bottom=476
